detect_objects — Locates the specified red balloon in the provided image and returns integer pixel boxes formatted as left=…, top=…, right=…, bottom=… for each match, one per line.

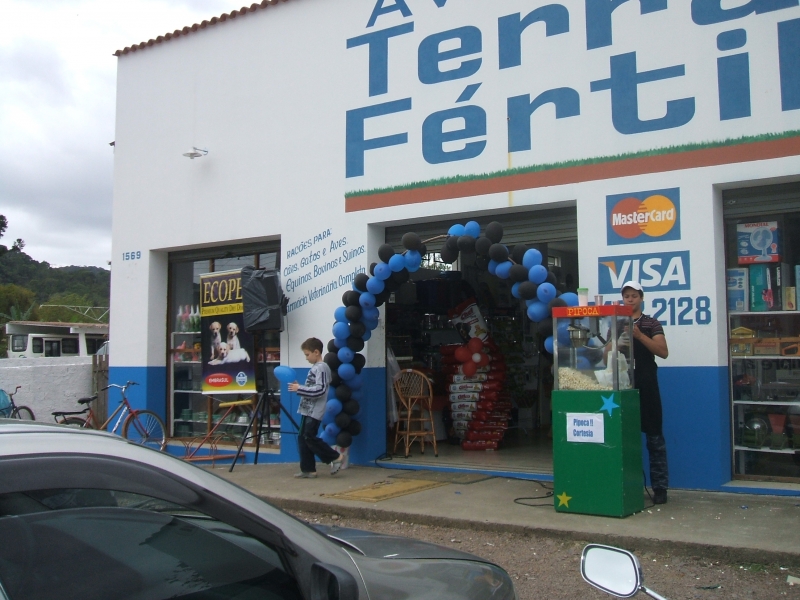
left=462, top=361, right=478, bottom=376
left=454, top=346, right=472, bottom=363
left=478, top=353, right=490, bottom=367
left=467, top=337, right=483, bottom=353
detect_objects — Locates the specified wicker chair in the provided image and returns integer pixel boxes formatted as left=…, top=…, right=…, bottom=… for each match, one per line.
left=393, top=369, right=438, bottom=458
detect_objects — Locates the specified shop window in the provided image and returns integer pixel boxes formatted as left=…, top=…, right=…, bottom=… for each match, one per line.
left=32, top=338, right=43, bottom=354
left=10, top=335, right=26, bottom=352
left=61, top=338, right=79, bottom=355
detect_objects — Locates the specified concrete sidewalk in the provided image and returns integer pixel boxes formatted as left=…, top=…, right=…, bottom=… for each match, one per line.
left=208, top=462, right=800, bottom=566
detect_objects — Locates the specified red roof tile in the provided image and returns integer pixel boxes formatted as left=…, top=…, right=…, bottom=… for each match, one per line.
left=114, top=0, right=294, bottom=57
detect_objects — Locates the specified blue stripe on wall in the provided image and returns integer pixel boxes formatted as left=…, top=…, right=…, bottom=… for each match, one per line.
left=657, top=365, right=731, bottom=490
left=109, top=366, right=167, bottom=421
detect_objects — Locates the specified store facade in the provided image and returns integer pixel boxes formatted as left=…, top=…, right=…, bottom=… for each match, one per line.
left=111, top=0, right=800, bottom=492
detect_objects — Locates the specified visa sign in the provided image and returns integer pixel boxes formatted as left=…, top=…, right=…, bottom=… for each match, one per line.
left=606, top=188, right=680, bottom=246
left=598, top=251, right=691, bottom=294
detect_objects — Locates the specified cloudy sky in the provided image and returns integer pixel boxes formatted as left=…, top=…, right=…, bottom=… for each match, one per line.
left=0, top=0, right=239, bottom=269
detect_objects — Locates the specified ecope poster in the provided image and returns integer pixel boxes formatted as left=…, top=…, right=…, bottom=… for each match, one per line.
left=200, top=269, right=256, bottom=395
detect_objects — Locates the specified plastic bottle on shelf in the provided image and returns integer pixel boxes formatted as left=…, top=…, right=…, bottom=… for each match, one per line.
left=176, top=306, right=185, bottom=332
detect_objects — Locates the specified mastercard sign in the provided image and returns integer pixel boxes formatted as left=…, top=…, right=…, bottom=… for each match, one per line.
left=606, top=188, right=681, bottom=246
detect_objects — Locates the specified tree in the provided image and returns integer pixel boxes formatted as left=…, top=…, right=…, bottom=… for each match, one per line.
left=0, top=284, right=37, bottom=322
left=38, top=292, right=102, bottom=323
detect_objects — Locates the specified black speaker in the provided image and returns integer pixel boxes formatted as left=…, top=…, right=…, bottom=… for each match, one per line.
left=242, top=266, right=287, bottom=332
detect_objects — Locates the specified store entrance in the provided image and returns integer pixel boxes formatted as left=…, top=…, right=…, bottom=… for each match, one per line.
left=384, top=208, right=578, bottom=473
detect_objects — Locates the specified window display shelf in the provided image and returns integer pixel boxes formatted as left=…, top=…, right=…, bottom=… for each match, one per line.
left=730, top=355, right=793, bottom=360
left=734, top=400, right=800, bottom=406
left=734, top=445, right=797, bottom=454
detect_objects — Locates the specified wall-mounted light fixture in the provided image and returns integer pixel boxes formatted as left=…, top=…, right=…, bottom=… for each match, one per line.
left=183, top=147, right=208, bottom=159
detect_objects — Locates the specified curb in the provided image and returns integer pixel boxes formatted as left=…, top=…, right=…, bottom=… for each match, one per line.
left=261, top=495, right=800, bottom=568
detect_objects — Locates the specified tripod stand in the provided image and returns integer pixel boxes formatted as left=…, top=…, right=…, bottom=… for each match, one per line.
left=229, top=333, right=299, bottom=472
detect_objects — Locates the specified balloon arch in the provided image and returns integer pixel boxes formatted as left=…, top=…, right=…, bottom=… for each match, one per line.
left=279, top=220, right=579, bottom=449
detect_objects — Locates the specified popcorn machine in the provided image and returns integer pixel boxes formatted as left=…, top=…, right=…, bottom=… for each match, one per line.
left=550, top=304, right=644, bottom=518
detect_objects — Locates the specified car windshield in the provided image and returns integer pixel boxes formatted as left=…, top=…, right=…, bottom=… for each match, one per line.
left=0, top=489, right=303, bottom=600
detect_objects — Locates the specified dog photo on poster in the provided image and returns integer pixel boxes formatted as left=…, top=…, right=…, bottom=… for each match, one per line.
left=199, top=269, right=256, bottom=395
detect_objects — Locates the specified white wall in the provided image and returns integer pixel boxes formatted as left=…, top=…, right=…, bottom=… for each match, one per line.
left=0, top=358, right=95, bottom=420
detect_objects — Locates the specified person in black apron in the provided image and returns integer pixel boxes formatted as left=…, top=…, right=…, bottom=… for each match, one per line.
left=619, top=281, right=670, bottom=505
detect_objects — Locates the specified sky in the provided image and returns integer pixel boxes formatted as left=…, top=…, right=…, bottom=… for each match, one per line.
left=0, top=0, right=240, bottom=269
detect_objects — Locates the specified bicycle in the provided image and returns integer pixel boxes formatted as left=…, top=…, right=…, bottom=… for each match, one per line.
left=52, top=381, right=166, bottom=451
left=0, top=386, right=35, bottom=420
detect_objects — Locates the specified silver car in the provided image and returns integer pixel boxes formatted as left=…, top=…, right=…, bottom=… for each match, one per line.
left=0, top=421, right=517, bottom=600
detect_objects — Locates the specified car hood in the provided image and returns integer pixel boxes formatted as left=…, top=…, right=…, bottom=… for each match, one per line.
left=313, top=524, right=490, bottom=562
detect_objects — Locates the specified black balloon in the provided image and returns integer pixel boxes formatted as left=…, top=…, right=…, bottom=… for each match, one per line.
left=475, top=236, right=492, bottom=256
left=391, top=269, right=410, bottom=284
left=485, top=221, right=504, bottom=243
left=345, top=305, right=362, bottom=322
left=511, top=244, right=528, bottom=264
left=548, top=297, right=567, bottom=309
left=342, top=290, right=360, bottom=307
left=475, top=255, right=489, bottom=270
left=445, top=235, right=460, bottom=251
left=343, top=400, right=360, bottom=416
left=518, top=281, right=538, bottom=299
left=457, top=235, right=476, bottom=252
left=346, top=420, right=362, bottom=436
left=537, top=318, right=554, bottom=338
left=324, top=352, right=341, bottom=369
left=352, top=353, right=366, bottom=372
left=354, top=273, right=369, bottom=292
left=350, top=322, right=366, bottom=338
left=402, top=232, right=422, bottom=251
left=384, top=277, right=401, bottom=292
left=369, top=262, right=377, bottom=275
left=546, top=271, right=558, bottom=286
left=335, top=412, right=352, bottom=429
left=419, top=243, right=428, bottom=257
left=489, top=243, right=509, bottom=262
left=330, top=372, right=342, bottom=387
left=509, top=264, right=529, bottom=282
left=336, top=431, right=353, bottom=448
left=347, top=336, right=365, bottom=352
left=440, top=245, right=459, bottom=264
left=375, top=289, right=391, bottom=307
left=327, top=339, right=338, bottom=353
left=335, top=385, right=352, bottom=402
left=378, top=244, right=395, bottom=263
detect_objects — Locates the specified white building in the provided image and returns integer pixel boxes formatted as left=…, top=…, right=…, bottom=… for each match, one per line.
left=112, top=0, right=800, bottom=493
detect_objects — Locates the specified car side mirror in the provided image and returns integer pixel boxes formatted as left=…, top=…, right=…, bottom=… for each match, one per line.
left=581, top=544, right=641, bottom=597
left=310, top=562, right=359, bottom=600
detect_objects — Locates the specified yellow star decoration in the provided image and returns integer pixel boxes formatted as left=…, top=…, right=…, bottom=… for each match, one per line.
left=556, top=491, right=572, bottom=508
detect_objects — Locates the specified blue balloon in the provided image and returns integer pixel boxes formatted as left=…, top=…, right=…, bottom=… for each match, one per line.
left=405, top=250, right=421, bottom=271
left=338, top=347, right=354, bottom=363
left=374, top=262, right=392, bottom=280
left=321, top=430, right=337, bottom=446
left=362, top=329, right=372, bottom=341
left=576, top=356, right=591, bottom=370
left=557, top=322, right=571, bottom=345
left=448, top=224, right=466, bottom=236
left=325, top=423, right=341, bottom=437
left=544, top=336, right=554, bottom=354
left=362, top=318, right=379, bottom=331
left=465, top=220, right=481, bottom=238
left=334, top=306, right=347, bottom=322
left=334, top=337, right=347, bottom=349
left=362, top=307, right=380, bottom=320
left=527, top=300, right=549, bottom=322
left=529, top=264, right=548, bottom=284
left=359, top=292, right=376, bottom=308
left=537, top=282, right=557, bottom=303
left=488, top=259, right=499, bottom=275
left=511, top=282, right=522, bottom=299
left=348, top=374, right=363, bottom=390
left=338, top=363, right=356, bottom=380
left=495, top=261, right=513, bottom=279
left=560, top=292, right=579, bottom=307
left=273, top=365, right=297, bottom=383
left=389, top=254, right=406, bottom=272
left=523, top=248, right=543, bottom=269
left=325, top=398, right=343, bottom=415
left=333, top=321, right=350, bottom=339
left=322, top=412, right=335, bottom=427
left=366, top=276, right=385, bottom=294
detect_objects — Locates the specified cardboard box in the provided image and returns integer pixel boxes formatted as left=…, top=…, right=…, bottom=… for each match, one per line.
left=753, top=338, right=781, bottom=355
left=730, top=339, right=756, bottom=356
left=749, top=264, right=775, bottom=311
left=780, top=337, right=800, bottom=356
left=727, top=268, right=749, bottom=312
left=783, top=286, right=797, bottom=311
left=737, top=221, right=780, bottom=264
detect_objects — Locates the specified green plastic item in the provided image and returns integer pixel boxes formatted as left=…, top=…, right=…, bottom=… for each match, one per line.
left=552, top=390, right=644, bottom=518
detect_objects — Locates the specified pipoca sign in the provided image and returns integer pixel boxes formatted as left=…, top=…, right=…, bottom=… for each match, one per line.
left=344, top=0, right=800, bottom=188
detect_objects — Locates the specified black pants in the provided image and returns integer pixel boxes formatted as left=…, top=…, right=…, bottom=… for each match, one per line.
left=298, top=416, right=339, bottom=473
left=637, top=369, right=669, bottom=490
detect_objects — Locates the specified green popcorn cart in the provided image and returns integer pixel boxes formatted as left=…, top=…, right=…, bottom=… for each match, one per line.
left=551, top=304, right=643, bottom=518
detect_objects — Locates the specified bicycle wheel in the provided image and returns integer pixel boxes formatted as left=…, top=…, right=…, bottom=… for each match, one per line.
left=60, top=416, right=89, bottom=429
left=11, top=406, right=35, bottom=420
left=122, top=410, right=167, bottom=451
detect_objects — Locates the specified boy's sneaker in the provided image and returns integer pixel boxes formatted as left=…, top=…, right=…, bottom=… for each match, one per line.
left=294, top=471, right=317, bottom=479
left=653, top=488, right=668, bottom=505
left=330, top=455, right=343, bottom=475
